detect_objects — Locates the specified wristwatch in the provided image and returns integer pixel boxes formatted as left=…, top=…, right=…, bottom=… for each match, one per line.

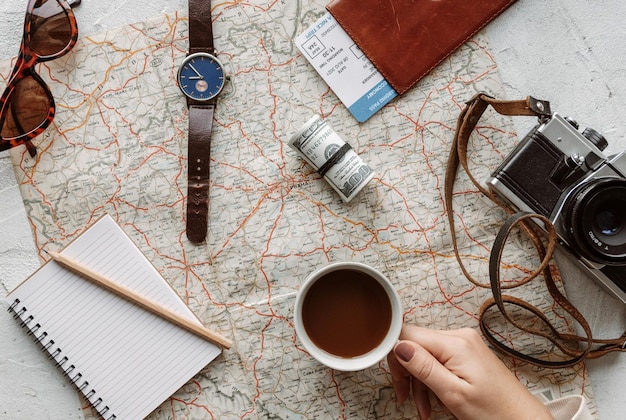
left=177, top=0, right=226, bottom=244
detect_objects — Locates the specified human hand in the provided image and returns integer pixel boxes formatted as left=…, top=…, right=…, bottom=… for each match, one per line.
left=387, top=325, right=552, bottom=419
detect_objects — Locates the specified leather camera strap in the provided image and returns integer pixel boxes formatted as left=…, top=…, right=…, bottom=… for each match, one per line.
left=446, top=93, right=626, bottom=367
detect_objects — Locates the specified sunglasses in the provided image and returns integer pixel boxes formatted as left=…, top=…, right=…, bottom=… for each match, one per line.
left=0, top=0, right=80, bottom=157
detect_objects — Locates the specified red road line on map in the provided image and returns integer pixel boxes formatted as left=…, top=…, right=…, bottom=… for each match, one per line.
left=214, top=0, right=282, bottom=15
left=169, top=379, right=216, bottom=419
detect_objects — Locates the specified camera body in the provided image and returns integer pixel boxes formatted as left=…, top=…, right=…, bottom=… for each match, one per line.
left=488, top=113, right=626, bottom=304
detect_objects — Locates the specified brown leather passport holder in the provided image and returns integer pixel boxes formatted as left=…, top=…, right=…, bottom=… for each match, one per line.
left=326, top=0, right=517, bottom=95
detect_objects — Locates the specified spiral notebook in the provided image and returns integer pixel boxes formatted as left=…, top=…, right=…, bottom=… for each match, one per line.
left=5, top=214, right=222, bottom=419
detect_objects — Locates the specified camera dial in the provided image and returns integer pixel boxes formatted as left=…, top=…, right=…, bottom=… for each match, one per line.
left=563, top=117, right=608, bottom=151
left=582, top=127, right=608, bottom=151
left=565, top=178, right=626, bottom=265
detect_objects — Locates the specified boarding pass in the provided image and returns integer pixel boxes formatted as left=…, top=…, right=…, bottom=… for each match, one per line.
left=296, top=12, right=397, bottom=122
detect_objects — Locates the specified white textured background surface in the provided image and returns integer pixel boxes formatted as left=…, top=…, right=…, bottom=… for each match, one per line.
left=1, top=1, right=626, bottom=418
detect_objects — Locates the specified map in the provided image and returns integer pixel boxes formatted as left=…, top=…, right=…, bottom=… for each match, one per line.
left=3, top=1, right=597, bottom=418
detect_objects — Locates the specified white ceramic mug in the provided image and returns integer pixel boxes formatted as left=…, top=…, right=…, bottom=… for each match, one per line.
left=294, top=262, right=403, bottom=371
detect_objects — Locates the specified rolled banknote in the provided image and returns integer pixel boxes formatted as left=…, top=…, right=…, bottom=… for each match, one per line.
left=289, top=115, right=375, bottom=202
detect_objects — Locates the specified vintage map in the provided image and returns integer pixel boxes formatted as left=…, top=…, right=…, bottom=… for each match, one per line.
left=3, top=1, right=597, bottom=418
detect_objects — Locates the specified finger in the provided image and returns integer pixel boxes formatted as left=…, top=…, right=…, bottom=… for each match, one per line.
left=411, top=376, right=432, bottom=420
left=387, top=350, right=411, bottom=404
left=389, top=345, right=433, bottom=417
left=393, top=340, right=462, bottom=399
left=399, top=326, right=482, bottom=366
left=400, top=325, right=459, bottom=347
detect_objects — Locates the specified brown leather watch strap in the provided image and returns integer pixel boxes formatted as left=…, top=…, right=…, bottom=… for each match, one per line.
left=186, top=104, right=214, bottom=243
left=188, top=0, right=215, bottom=54
left=446, top=93, right=626, bottom=367
left=185, top=0, right=217, bottom=243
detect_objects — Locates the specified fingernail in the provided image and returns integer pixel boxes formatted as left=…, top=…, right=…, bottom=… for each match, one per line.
left=394, top=342, right=414, bottom=362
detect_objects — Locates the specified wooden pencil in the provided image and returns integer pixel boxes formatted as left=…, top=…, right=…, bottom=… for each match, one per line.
left=46, top=250, right=232, bottom=349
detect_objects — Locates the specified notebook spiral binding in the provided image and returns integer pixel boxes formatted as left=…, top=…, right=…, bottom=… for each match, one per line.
left=8, top=298, right=117, bottom=420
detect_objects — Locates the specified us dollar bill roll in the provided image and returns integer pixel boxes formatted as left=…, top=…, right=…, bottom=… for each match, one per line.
left=289, top=115, right=375, bottom=202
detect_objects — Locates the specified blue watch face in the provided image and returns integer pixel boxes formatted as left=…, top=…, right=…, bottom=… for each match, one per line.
left=177, top=52, right=225, bottom=101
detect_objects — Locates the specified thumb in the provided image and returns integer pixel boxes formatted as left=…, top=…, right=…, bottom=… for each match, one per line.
left=393, top=340, right=459, bottom=397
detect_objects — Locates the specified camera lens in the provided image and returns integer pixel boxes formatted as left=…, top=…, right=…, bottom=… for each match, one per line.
left=596, top=209, right=621, bottom=236
left=566, top=178, right=626, bottom=265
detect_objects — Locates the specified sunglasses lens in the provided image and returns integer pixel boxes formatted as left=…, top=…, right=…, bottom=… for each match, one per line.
left=1, top=76, right=52, bottom=139
left=29, top=0, right=74, bottom=57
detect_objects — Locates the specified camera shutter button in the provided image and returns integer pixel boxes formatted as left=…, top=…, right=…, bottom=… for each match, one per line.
left=564, top=116, right=579, bottom=129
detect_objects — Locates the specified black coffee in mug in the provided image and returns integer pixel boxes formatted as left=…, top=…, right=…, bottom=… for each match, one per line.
left=301, top=268, right=392, bottom=358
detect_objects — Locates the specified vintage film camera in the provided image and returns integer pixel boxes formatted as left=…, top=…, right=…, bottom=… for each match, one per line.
left=488, top=113, right=626, bottom=304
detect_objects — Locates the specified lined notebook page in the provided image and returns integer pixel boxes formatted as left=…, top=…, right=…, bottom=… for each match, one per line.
left=6, top=214, right=222, bottom=420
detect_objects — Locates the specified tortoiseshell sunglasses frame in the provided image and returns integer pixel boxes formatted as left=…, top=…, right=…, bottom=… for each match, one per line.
left=0, top=0, right=80, bottom=157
